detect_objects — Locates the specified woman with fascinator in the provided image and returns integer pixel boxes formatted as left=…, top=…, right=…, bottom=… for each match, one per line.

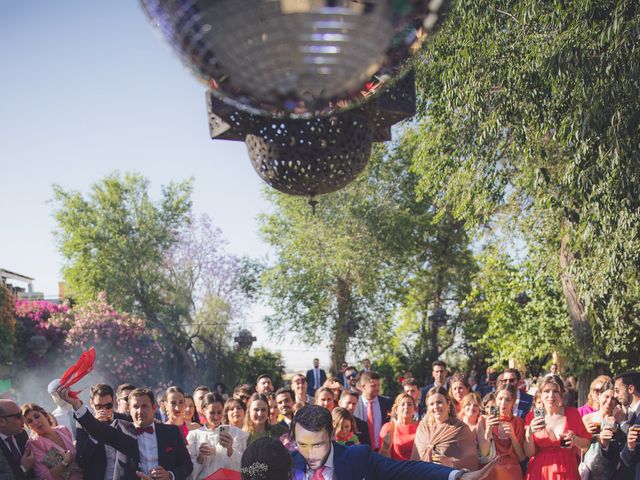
left=241, top=437, right=292, bottom=480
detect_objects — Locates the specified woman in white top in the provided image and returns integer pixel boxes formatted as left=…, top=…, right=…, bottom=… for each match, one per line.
left=187, top=392, right=249, bottom=479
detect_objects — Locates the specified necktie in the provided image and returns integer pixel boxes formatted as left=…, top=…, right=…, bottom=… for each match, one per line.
left=135, top=426, right=154, bottom=435
left=311, top=466, right=326, bottom=480
left=367, top=400, right=376, bottom=448
left=5, top=437, right=21, bottom=464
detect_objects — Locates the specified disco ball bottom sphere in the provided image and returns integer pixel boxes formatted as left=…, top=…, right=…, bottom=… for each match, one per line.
left=245, top=113, right=373, bottom=196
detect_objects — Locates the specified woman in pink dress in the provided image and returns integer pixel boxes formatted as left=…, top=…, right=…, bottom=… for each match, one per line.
left=578, top=375, right=612, bottom=417
left=524, top=375, right=591, bottom=480
left=22, top=403, right=82, bottom=480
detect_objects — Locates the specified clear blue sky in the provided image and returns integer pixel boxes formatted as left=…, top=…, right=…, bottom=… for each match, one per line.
left=0, top=0, right=332, bottom=370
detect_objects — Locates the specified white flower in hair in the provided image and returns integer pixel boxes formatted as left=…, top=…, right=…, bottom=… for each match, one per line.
left=241, top=461, right=269, bottom=479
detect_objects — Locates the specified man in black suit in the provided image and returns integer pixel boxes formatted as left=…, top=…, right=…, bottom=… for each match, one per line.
left=352, top=371, right=392, bottom=451
left=76, top=383, right=132, bottom=479
left=338, top=390, right=371, bottom=447
left=0, top=400, right=34, bottom=479
left=501, top=368, right=533, bottom=418
left=306, top=358, right=327, bottom=398
left=418, top=360, right=448, bottom=414
left=274, top=387, right=295, bottom=429
left=614, top=371, right=640, bottom=480
left=57, top=385, right=192, bottom=480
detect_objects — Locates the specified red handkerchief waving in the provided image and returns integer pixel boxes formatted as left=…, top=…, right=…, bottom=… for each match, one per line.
left=59, top=347, right=95, bottom=398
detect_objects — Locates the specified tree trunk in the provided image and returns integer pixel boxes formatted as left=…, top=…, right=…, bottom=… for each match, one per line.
left=137, top=287, right=200, bottom=386
left=331, top=275, right=351, bottom=376
left=559, top=233, right=593, bottom=404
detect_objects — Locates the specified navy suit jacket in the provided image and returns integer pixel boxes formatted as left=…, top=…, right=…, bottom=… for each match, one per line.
left=75, top=412, right=130, bottom=479
left=306, top=368, right=327, bottom=397
left=293, top=442, right=455, bottom=480
left=75, top=408, right=193, bottom=480
left=618, top=413, right=640, bottom=480
left=0, top=429, right=33, bottom=479
left=516, top=391, right=533, bottom=418
left=353, top=416, right=372, bottom=447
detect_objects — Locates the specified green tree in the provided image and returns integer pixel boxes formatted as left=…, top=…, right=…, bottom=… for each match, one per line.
left=260, top=141, right=476, bottom=376
left=408, top=0, right=640, bottom=392
left=0, top=283, right=16, bottom=365
left=233, top=347, right=286, bottom=389
left=259, top=172, right=398, bottom=373
left=52, top=172, right=196, bottom=381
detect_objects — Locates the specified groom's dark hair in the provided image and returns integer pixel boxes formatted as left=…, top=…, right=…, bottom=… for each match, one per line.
left=291, top=405, right=333, bottom=440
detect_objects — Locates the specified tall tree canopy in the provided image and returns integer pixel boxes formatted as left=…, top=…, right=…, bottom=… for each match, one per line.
left=408, top=0, right=640, bottom=377
left=52, top=173, right=251, bottom=386
left=259, top=142, right=476, bottom=375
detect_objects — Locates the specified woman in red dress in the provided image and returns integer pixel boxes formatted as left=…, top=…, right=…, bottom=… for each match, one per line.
left=379, top=393, right=419, bottom=460
left=524, top=375, right=592, bottom=480
left=482, top=383, right=525, bottom=480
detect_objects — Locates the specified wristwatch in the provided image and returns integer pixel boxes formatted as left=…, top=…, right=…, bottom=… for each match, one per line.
left=454, top=469, right=470, bottom=479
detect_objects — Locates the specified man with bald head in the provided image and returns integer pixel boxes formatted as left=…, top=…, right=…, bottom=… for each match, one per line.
left=0, top=399, right=34, bottom=479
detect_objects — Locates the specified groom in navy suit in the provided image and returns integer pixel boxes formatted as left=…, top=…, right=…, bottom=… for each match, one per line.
left=57, top=385, right=192, bottom=480
left=291, top=405, right=497, bottom=480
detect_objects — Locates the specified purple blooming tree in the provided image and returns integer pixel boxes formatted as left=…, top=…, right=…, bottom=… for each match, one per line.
left=165, top=214, right=249, bottom=385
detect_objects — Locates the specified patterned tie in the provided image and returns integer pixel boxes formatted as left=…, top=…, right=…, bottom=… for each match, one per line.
left=5, top=437, right=21, bottom=464
left=311, top=466, right=326, bottom=480
left=135, top=426, right=154, bottom=435
left=367, top=400, right=376, bottom=448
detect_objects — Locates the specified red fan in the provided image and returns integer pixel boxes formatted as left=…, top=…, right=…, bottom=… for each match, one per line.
left=59, top=347, right=96, bottom=398
left=204, top=468, right=241, bottom=480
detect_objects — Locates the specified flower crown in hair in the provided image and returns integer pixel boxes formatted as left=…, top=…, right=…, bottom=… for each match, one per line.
left=241, top=462, right=269, bottom=479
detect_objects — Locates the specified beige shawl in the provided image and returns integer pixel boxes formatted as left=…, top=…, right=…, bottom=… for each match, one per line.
left=411, top=416, right=479, bottom=471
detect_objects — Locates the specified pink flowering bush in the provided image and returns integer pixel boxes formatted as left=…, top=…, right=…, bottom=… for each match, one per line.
left=59, top=292, right=166, bottom=385
left=14, top=299, right=71, bottom=362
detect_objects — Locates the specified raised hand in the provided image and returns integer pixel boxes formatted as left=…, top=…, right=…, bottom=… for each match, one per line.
left=55, top=385, right=82, bottom=410
left=21, top=448, right=34, bottom=471
left=461, top=455, right=500, bottom=479
left=219, top=430, right=234, bottom=457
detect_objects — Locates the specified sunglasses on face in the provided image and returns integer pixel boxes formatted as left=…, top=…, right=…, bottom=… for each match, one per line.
left=347, top=373, right=358, bottom=379
left=94, top=402, right=114, bottom=410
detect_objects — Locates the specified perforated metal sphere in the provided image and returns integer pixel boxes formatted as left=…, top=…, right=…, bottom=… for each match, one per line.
left=140, top=0, right=449, bottom=117
left=245, top=113, right=373, bottom=195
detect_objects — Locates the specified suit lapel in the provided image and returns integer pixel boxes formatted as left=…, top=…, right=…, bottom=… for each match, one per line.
left=155, top=424, right=167, bottom=467
left=293, top=451, right=307, bottom=480
left=16, top=430, right=28, bottom=452
left=332, top=442, right=349, bottom=480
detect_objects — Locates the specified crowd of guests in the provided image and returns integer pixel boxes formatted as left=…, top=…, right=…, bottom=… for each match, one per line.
left=0, top=358, right=639, bottom=480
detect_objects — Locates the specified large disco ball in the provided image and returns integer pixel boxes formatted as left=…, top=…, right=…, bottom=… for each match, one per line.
left=140, top=0, right=450, bottom=117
